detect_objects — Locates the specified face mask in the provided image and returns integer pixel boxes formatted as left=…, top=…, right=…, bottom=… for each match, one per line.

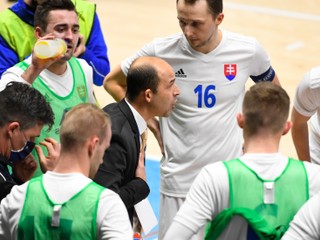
left=10, top=141, right=35, bottom=163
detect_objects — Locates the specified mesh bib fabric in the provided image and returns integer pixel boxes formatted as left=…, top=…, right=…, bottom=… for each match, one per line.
left=18, top=176, right=104, bottom=240
left=16, top=58, right=89, bottom=177
left=205, top=158, right=308, bottom=240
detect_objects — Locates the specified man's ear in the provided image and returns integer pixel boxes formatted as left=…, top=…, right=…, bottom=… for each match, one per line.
left=6, top=122, right=19, bottom=138
left=282, top=121, right=292, bottom=136
left=144, top=89, right=152, bottom=103
left=215, top=13, right=224, bottom=25
left=237, top=113, right=244, bottom=129
left=34, top=27, right=43, bottom=39
left=87, top=136, right=99, bottom=158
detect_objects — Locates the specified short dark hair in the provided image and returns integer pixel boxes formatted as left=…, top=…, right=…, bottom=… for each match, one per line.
left=126, top=61, right=160, bottom=102
left=0, top=82, right=54, bottom=130
left=34, top=0, right=77, bottom=31
left=176, top=0, right=223, bottom=16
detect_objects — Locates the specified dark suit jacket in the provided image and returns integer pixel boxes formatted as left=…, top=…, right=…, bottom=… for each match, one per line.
left=93, top=99, right=150, bottom=222
left=0, top=158, right=18, bottom=201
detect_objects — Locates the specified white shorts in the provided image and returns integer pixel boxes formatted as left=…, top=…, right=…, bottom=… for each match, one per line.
left=159, top=193, right=204, bottom=240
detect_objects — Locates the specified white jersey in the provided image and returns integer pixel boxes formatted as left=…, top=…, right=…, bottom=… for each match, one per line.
left=121, top=30, right=274, bottom=196
left=293, top=66, right=320, bottom=164
left=282, top=192, right=320, bottom=240
left=0, top=172, right=133, bottom=240
left=163, top=153, right=320, bottom=240
left=0, top=56, right=95, bottom=103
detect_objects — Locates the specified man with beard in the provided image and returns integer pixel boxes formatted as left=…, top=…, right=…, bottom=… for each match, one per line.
left=0, top=0, right=109, bottom=86
left=0, top=0, right=95, bottom=177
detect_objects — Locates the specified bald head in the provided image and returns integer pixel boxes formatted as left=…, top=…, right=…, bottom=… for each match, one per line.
left=126, top=56, right=174, bottom=102
left=126, top=56, right=179, bottom=119
left=131, top=56, right=170, bottom=69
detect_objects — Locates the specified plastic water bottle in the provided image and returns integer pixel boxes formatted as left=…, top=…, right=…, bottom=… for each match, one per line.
left=34, top=38, right=67, bottom=59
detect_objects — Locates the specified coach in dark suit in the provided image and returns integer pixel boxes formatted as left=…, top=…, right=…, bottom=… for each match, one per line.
left=94, top=56, right=180, bottom=223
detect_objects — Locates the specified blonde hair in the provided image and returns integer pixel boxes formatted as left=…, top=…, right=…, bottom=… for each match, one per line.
left=60, top=103, right=111, bottom=151
left=243, top=82, right=290, bottom=136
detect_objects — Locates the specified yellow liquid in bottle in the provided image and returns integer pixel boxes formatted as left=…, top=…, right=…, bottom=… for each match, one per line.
left=34, top=39, right=67, bottom=59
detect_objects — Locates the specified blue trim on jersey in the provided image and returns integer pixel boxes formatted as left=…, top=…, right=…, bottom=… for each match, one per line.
left=0, top=0, right=110, bottom=86
left=250, top=66, right=275, bottom=83
left=0, top=37, right=20, bottom=79
left=79, top=13, right=110, bottom=86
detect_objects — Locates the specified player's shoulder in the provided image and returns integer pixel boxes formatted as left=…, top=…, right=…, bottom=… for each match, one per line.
left=0, top=7, right=11, bottom=19
left=202, top=161, right=227, bottom=176
left=309, top=66, right=320, bottom=81
left=72, top=57, right=89, bottom=66
left=6, top=180, right=29, bottom=200
left=71, top=57, right=92, bottom=72
left=104, top=103, right=131, bottom=131
left=223, top=29, right=257, bottom=45
left=302, top=160, right=320, bottom=174
left=152, top=32, right=184, bottom=45
left=0, top=6, right=16, bottom=19
left=302, top=66, right=320, bottom=90
left=73, top=0, right=95, bottom=8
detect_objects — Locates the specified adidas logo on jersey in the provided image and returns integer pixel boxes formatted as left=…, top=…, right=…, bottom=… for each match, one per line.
left=175, top=69, right=187, bottom=78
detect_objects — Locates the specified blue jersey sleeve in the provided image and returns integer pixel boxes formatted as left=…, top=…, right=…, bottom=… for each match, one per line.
left=0, top=37, right=20, bottom=79
left=80, top=13, right=110, bottom=86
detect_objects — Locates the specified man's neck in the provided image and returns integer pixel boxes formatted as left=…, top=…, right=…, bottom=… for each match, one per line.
left=193, top=29, right=223, bottom=54
left=127, top=99, right=150, bottom=122
left=53, top=152, right=90, bottom=178
left=47, top=61, right=68, bottom=76
left=244, top=136, right=280, bottom=154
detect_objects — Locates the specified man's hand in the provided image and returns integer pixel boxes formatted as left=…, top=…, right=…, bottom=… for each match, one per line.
left=135, top=151, right=146, bottom=181
left=21, top=34, right=65, bottom=84
left=73, top=34, right=86, bottom=57
left=11, top=154, right=38, bottom=183
left=35, top=138, right=60, bottom=173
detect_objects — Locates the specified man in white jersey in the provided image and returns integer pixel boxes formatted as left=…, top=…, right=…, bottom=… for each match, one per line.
left=282, top=192, right=320, bottom=239
left=163, top=82, right=320, bottom=240
left=0, top=103, right=133, bottom=239
left=0, top=0, right=95, bottom=177
left=103, top=0, right=280, bottom=238
left=291, top=66, right=320, bottom=163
